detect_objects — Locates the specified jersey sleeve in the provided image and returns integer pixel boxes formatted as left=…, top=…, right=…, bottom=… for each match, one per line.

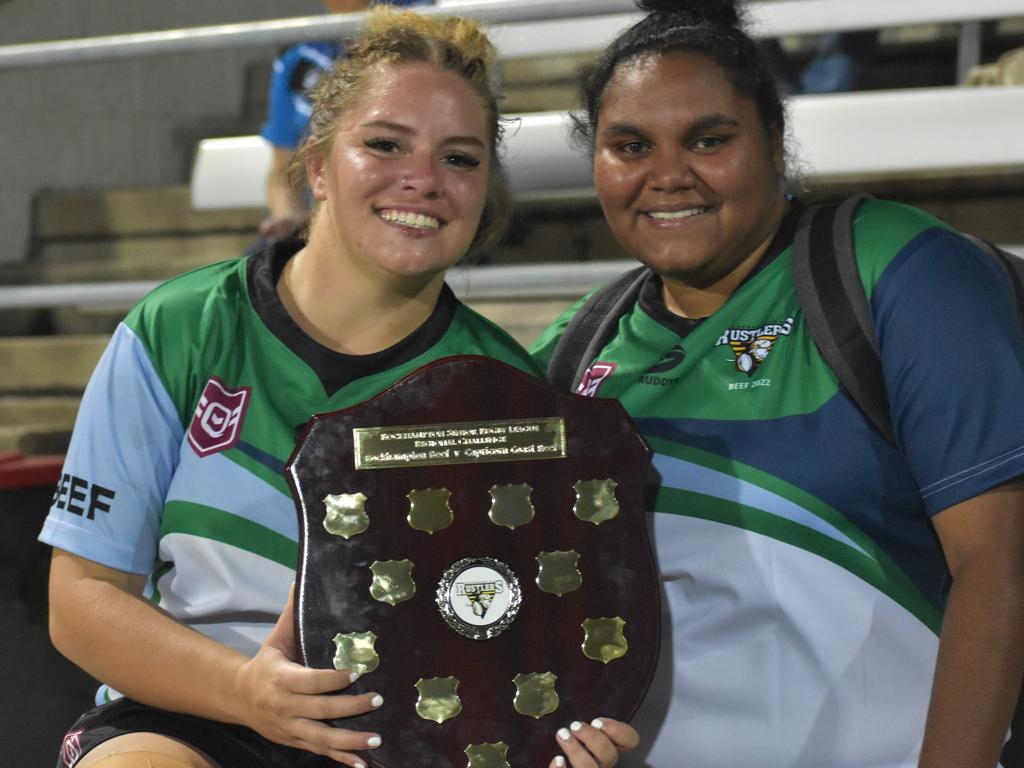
left=38, top=323, right=184, bottom=574
left=871, top=225, right=1024, bottom=515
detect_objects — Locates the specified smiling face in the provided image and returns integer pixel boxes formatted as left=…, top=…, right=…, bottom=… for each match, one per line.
left=306, top=61, right=491, bottom=288
left=593, top=51, right=787, bottom=313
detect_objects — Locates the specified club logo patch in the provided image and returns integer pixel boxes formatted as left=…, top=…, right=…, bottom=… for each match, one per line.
left=716, top=317, right=794, bottom=377
left=577, top=362, right=617, bottom=397
left=187, top=377, right=251, bottom=457
left=61, top=729, right=84, bottom=767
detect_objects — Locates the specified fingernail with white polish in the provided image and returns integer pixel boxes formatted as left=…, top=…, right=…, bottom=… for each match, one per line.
left=371, top=694, right=384, bottom=707
left=354, top=762, right=365, bottom=768
left=367, top=735, right=382, bottom=748
left=349, top=671, right=361, bottom=684
left=554, top=758, right=566, bottom=767
left=591, top=718, right=604, bottom=730
left=557, top=728, right=571, bottom=741
left=570, top=721, right=583, bottom=732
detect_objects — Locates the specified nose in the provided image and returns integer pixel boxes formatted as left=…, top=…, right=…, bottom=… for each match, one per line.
left=400, top=151, right=443, bottom=198
left=648, top=147, right=696, bottom=192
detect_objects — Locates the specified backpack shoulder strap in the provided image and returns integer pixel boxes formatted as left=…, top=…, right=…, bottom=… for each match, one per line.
left=547, top=265, right=650, bottom=392
left=965, top=235, right=1024, bottom=333
left=792, top=194, right=897, bottom=444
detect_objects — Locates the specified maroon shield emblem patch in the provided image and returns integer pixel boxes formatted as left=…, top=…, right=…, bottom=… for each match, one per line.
left=187, top=377, right=250, bottom=457
left=286, top=356, right=659, bottom=768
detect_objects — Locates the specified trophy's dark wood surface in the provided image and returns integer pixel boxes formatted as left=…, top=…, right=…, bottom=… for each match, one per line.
left=286, top=356, right=658, bottom=768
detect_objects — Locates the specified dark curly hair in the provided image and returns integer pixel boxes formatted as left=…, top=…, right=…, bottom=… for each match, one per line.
left=573, top=0, right=785, bottom=154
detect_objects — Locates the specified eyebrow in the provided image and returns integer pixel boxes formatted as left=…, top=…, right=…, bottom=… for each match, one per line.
left=600, top=113, right=740, bottom=138
left=361, top=119, right=486, bottom=149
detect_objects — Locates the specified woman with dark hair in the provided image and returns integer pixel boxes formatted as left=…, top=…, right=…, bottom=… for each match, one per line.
left=41, top=9, right=635, bottom=768
left=532, top=1, right=1024, bottom=765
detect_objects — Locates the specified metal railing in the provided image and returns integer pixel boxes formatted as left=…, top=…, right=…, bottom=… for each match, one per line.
left=1, top=0, right=1022, bottom=310
left=0, top=261, right=638, bottom=310
left=1, top=0, right=1021, bottom=71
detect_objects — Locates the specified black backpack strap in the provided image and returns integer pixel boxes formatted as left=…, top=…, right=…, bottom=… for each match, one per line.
left=965, top=234, right=1024, bottom=334
left=792, top=194, right=896, bottom=444
left=547, top=266, right=650, bottom=392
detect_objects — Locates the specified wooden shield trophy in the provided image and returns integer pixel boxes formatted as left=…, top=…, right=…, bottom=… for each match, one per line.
left=285, top=355, right=658, bottom=768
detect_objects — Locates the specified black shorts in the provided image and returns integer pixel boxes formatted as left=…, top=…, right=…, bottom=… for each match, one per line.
left=58, top=698, right=339, bottom=768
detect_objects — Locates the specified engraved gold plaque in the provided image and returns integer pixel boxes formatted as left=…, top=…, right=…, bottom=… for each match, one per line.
left=464, top=742, right=511, bottom=768
left=407, top=488, right=453, bottom=534
left=323, top=492, right=369, bottom=539
left=581, top=617, right=628, bottom=664
left=535, top=550, right=582, bottom=597
left=415, top=676, right=462, bottom=724
left=369, top=560, right=416, bottom=606
left=513, top=671, right=559, bottom=719
left=573, top=479, right=620, bottom=525
left=331, top=631, right=380, bottom=676
left=488, top=483, right=535, bottom=530
left=353, top=417, right=566, bottom=469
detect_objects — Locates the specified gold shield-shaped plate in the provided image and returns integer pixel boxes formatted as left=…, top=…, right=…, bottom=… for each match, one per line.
left=286, top=356, right=658, bottom=768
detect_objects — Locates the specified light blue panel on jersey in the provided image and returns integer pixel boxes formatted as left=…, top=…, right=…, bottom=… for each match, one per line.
left=40, top=324, right=183, bottom=574
left=652, top=452, right=870, bottom=558
left=166, top=448, right=298, bottom=542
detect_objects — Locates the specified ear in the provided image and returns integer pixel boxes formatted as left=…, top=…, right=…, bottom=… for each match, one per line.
left=306, top=154, right=328, bottom=202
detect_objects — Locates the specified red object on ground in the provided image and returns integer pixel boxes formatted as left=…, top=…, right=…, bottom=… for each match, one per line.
left=0, top=452, right=64, bottom=490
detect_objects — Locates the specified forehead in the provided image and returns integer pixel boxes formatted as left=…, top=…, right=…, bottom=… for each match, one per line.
left=599, top=51, right=759, bottom=128
left=341, top=61, right=488, bottom=133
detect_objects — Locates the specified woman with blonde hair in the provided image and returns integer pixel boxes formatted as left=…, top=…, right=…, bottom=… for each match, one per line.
left=42, top=10, right=636, bottom=768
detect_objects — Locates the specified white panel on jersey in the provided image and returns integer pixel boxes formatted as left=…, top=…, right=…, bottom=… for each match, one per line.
left=156, top=534, right=293, bottom=657
left=631, top=512, right=936, bottom=768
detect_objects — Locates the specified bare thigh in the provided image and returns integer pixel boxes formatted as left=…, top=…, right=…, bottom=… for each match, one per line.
left=74, top=732, right=220, bottom=768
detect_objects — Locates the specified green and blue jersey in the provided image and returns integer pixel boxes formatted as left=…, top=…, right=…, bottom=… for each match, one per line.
left=532, top=199, right=1024, bottom=767
left=41, top=242, right=540, bottom=703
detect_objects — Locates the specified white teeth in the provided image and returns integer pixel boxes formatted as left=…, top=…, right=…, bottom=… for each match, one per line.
left=378, top=209, right=440, bottom=230
left=647, top=208, right=708, bottom=220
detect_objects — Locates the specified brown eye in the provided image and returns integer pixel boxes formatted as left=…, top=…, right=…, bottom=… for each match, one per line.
left=366, top=137, right=400, bottom=153
left=442, top=152, right=481, bottom=169
left=618, top=141, right=649, bottom=156
left=691, top=136, right=728, bottom=151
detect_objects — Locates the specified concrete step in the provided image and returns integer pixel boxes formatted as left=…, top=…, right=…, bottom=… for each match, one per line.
left=467, top=297, right=573, bottom=348
left=0, top=336, right=107, bottom=394
left=35, top=186, right=261, bottom=240
left=0, top=396, right=81, bottom=454
left=37, top=236, right=252, bottom=283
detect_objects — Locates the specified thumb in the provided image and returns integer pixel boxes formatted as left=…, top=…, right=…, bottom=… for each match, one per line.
left=264, top=583, right=297, bottom=660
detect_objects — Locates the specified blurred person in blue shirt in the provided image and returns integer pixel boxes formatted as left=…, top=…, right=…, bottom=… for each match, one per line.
left=259, top=0, right=432, bottom=241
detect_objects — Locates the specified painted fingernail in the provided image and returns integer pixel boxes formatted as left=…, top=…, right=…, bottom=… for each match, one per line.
left=354, top=762, right=366, bottom=768
left=554, top=758, right=566, bottom=767
left=371, top=694, right=384, bottom=707
left=349, top=671, right=361, bottom=684
left=367, top=735, right=382, bottom=748
left=591, top=718, right=605, bottom=730
left=557, top=728, right=571, bottom=741
left=570, top=721, right=583, bottom=732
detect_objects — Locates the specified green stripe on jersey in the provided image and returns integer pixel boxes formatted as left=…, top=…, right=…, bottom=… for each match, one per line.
left=648, top=437, right=941, bottom=633
left=161, top=500, right=298, bottom=569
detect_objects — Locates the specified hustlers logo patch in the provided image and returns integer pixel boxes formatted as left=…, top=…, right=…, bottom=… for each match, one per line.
left=716, top=317, right=793, bottom=376
left=187, top=377, right=251, bottom=457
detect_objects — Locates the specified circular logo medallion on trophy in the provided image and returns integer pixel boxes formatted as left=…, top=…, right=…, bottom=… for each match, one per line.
left=436, top=556, right=522, bottom=640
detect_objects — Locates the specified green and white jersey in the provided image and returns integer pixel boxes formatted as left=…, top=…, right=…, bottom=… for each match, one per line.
left=532, top=200, right=1024, bottom=767
left=41, top=242, right=541, bottom=703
